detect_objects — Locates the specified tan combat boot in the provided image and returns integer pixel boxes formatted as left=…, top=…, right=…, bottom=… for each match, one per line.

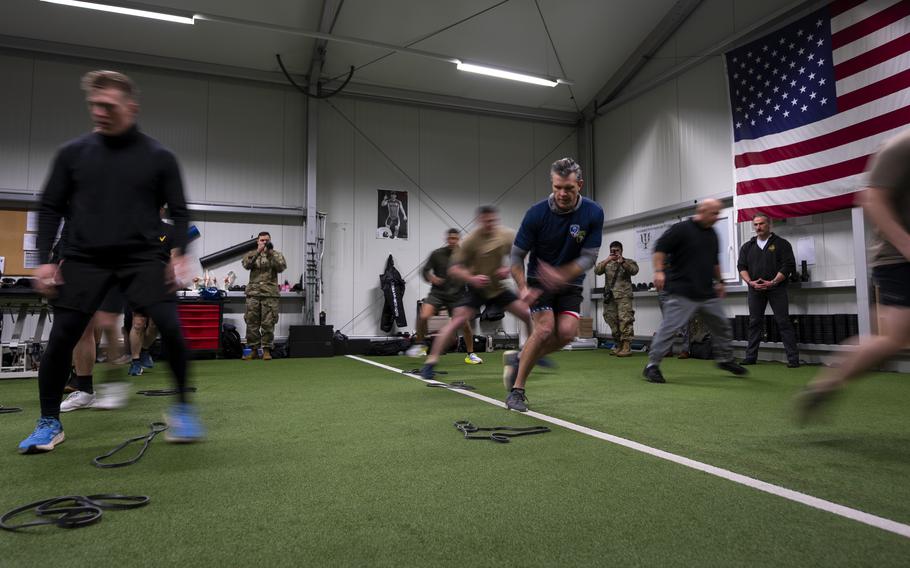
left=262, top=348, right=272, bottom=361
left=616, top=340, right=632, bottom=357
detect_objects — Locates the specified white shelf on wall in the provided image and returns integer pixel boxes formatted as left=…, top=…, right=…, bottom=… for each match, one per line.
left=729, top=340, right=857, bottom=353
left=590, top=279, right=856, bottom=300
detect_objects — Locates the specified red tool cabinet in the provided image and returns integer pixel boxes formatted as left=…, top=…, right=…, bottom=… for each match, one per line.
left=177, top=300, right=223, bottom=354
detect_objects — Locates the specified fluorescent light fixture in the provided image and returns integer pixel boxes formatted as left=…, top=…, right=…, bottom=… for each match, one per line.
left=456, top=62, right=559, bottom=87
left=40, top=0, right=196, bottom=25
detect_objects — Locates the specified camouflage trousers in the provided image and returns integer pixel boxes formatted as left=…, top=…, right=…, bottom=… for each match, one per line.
left=245, top=296, right=279, bottom=349
left=603, top=295, right=635, bottom=342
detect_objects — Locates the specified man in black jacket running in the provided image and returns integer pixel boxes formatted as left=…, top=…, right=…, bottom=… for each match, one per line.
left=736, top=214, right=799, bottom=367
left=18, top=70, right=203, bottom=454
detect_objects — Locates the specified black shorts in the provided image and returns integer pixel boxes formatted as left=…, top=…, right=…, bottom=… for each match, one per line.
left=53, top=259, right=173, bottom=314
left=98, top=287, right=124, bottom=314
left=873, top=262, right=910, bottom=307
left=529, top=279, right=583, bottom=318
left=424, top=290, right=460, bottom=314
left=455, top=287, right=519, bottom=312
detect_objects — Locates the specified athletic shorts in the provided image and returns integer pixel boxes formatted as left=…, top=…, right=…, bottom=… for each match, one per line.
left=528, top=279, right=583, bottom=319
left=98, top=286, right=124, bottom=314
left=53, top=259, right=174, bottom=314
left=424, top=290, right=460, bottom=314
left=873, top=262, right=910, bottom=307
left=455, top=287, right=519, bottom=312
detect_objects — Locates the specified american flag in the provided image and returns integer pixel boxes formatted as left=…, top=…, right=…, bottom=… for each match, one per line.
left=726, top=0, right=910, bottom=222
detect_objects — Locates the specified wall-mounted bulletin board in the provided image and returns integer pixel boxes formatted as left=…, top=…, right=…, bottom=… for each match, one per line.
left=0, top=209, right=37, bottom=276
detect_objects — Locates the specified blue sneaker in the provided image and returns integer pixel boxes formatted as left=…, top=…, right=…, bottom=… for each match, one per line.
left=18, top=417, right=65, bottom=454
left=419, top=363, right=436, bottom=381
left=164, top=403, right=205, bottom=443
left=139, top=351, right=154, bottom=369
left=128, top=360, right=144, bottom=376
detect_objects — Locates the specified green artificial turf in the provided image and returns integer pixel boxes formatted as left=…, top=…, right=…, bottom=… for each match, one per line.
left=0, top=351, right=908, bottom=567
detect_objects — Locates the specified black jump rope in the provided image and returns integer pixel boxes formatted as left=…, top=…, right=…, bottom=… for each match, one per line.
left=0, top=388, right=194, bottom=530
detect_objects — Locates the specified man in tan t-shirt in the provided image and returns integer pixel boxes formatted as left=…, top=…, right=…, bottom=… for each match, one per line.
left=419, top=205, right=532, bottom=379
left=800, top=129, right=910, bottom=420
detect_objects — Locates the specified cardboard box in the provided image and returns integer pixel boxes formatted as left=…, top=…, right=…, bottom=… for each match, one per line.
left=578, top=317, right=594, bottom=338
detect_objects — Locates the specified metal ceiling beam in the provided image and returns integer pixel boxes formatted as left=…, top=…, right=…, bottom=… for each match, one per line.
left=592, top=0, right=827, bottom=117
left=306, top=0, right=345, bottom=85
left=583, top=0, right=701, bottom=118
left=0, top=35, right=577, bottom=125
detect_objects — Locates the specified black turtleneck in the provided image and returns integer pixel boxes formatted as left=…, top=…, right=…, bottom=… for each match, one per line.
left=37, top=125, right=188, bottom=265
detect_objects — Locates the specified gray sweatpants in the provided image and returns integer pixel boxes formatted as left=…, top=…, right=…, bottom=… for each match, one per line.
left=649, top=294, right=733, bottom=366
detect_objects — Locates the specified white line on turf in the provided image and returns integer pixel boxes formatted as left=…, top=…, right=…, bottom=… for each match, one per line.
left=346, top=354, right=910, bottom=540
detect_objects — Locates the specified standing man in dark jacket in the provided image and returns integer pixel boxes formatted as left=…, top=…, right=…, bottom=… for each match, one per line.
left=20, top=70, right=202, bottom=454
left=737, top=214, right=799, bottom=367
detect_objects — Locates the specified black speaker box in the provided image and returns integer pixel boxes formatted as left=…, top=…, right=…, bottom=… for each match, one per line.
left=289, top=325, right=334, bottom=343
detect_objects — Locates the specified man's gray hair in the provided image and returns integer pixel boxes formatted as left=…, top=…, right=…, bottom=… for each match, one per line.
left=550, top=157, right=583, bottom=182
left=752, top=213, right=771, bottom=223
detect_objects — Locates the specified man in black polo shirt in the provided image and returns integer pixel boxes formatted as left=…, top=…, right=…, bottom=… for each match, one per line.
left=643, top=199, right=747, bottom=383
left=18, top=70, right=203, bottom=454
left=737, top=214, right=799, bottom=367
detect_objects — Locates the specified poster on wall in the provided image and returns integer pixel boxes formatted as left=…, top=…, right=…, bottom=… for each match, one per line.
left=376, top=189, right=409, bottom=240
left=633, top=221, right=675, bottom=261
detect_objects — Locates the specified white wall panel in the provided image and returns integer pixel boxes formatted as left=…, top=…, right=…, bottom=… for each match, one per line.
left=594, top=105, right=634, bottom=220
left=205, top=82, right=287, bottom=205
left=629, top=81, right=681, bottom=212
left=318, top=98, right=576, bottom=335
left=131, top=69, right=209, bottom=203
left=677, top=58, right=734, bottom=201
left=0, top=54, right=33, bottom=191
left=27, top=59, right=94, bottom=192
left=282, top=92, right=306, bottom=208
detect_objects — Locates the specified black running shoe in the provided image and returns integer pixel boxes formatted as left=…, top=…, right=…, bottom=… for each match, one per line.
left=642, top=365, right=666, bottom=383
left=787, top=361, right=800, bottom=368
left=505, top=389, right=528, bottom=412
left=740, top=359, right=757, bottom=365
left=717, top=360, right=748, bottom=376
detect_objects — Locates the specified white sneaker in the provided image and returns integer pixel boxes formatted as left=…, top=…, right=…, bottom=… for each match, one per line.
left=405, top=344, right=428, bottom=357
left=464, top=353, right=484, bottom=365
left=93, top=382, right=130, bottom=410
left=60, top=390, right=95, bottom=412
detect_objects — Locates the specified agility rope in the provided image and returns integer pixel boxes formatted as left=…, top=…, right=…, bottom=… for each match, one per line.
left=93, top=422, right=167, bottom=468
left=0, top=495, right=149, bottom=531
left=426, top=381, right=476, bottom=391
left=0, top=405, right=23, bottom=414
left=136, top=387, right=197, bottom=397
left=454, top=420, right=550, bottom=443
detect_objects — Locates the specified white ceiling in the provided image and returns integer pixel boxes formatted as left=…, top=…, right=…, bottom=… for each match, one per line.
left=0, top=0, right=680, bottom=113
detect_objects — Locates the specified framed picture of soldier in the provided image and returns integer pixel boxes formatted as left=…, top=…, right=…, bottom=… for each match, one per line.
left=376, top=189, right=409, bottom=240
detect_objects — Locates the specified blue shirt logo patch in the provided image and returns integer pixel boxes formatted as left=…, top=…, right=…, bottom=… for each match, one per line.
left=569, top=224, right=586, bottom=243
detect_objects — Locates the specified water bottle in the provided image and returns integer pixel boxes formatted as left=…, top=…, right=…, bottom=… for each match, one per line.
left=319, top=311, right=326, bottom=326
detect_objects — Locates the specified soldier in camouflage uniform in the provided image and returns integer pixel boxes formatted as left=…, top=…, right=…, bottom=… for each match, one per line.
left=242, top=231, right=287, bottom=360
left=594, top=241, right=639, bottom=357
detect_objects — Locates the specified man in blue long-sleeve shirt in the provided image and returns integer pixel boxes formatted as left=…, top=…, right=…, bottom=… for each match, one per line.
left=18, top=70, right=203, bottom=454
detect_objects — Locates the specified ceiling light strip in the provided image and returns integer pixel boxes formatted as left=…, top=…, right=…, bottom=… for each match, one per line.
left=40, top=0, right=195, bottom=25
left=456, top=62, right=559, bottom=87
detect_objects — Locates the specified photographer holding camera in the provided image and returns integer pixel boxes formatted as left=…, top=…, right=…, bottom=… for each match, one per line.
left=594, top=241, right=639, bottom=356
left=241, top=231, right=287, bottom=360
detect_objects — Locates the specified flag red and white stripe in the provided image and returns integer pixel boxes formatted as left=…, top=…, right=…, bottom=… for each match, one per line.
left=732, top=0, right=910, bottom=222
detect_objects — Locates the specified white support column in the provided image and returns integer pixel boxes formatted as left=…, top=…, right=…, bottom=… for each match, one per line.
left=851, top=206, right=872, bottom=336
left=304, top=95, right=319, bottom=325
